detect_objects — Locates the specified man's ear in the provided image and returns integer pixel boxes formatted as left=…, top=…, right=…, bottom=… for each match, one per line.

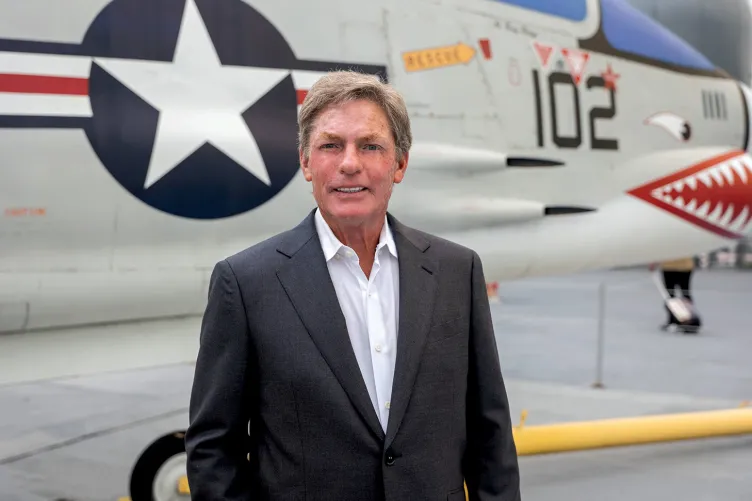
left=300, top=148, right=312, bottom=182
left=393, top=151, right=409, bottom=184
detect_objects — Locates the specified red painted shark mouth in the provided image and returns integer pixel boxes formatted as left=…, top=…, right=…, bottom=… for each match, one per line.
left=627, top=149, right=752, bottom=239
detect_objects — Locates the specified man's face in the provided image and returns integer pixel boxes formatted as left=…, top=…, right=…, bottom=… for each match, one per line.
left=300, top=99, right=408, bottom=227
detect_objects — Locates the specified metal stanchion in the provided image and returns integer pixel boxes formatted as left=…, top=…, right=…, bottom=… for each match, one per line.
left=592, top=281, right=606, bottom=389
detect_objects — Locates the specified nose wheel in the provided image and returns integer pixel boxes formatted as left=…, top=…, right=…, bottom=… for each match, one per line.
left=129, top=431, right=190, bottom=501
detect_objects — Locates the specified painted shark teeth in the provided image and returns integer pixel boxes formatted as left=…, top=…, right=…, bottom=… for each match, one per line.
left=709, top=166, right=725, bottom=186
left=731, top=159, right=748, bottom=184
left=708, top=203, right=724, bottom=223
left=719, top=163, right=735, bottom=185
left=741, top=155, right=752, bottom=174
left=719, top=204, right=735, bottom=227
left=697, top=171, right=713, bottom=188
left=695, top=201, right=711, bottom=219
left=633, top=152, right=752, bottom=237
left=731, top=207, right=750, bottom=232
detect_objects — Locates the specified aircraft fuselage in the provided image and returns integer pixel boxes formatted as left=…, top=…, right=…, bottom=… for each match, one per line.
left=1, top=0, right=751, bottom=333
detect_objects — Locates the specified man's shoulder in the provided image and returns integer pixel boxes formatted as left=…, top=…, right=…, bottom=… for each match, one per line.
left=392, top=217, right=477, bottom=263
left=220, top=214, right=315, bottom=277
left=224, top=232, right=291, bottom=265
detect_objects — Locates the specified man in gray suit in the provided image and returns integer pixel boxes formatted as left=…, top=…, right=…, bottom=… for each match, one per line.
left=185, top=70, right=521, bottom=501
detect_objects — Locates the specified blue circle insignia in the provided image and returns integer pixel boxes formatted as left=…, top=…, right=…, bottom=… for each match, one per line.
left=82, top=0, right=302, bottom=220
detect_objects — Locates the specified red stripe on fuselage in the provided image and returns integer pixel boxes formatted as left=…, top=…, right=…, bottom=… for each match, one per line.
left=297, top=89, right=308, bottom=105
left=0, top=73, right=89, bottom=96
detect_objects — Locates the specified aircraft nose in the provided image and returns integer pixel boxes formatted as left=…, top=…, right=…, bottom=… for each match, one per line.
left=738, top=81, right=752, bottom=152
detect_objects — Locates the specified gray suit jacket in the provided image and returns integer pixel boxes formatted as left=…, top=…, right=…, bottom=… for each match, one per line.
left=185, top=210, right=520, bottom=501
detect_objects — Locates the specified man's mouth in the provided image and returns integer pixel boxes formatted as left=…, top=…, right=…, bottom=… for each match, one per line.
left=334, top=187, right=366, bottom=193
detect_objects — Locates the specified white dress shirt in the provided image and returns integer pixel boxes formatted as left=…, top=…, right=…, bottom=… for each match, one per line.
left=314, top=208, right=400, bottom=432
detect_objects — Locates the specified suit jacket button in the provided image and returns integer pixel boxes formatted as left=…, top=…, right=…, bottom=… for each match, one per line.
left=385, top=449, right=396, bottom=466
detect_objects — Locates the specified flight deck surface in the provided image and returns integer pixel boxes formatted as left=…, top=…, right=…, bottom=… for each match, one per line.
left=1, top=268, right=750, bottom=500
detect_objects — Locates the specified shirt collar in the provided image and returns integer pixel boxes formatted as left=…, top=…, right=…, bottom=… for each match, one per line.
left=314, top=208, right=398, bottom=262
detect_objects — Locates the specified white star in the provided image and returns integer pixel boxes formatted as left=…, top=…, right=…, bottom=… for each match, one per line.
left=93, top=0, right=290, bottom=189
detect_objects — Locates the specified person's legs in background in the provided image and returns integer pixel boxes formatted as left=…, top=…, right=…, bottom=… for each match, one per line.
left=662, top=270, right=680, bottom=329
left=676, top=269, right=701, bottom=333
left=677, top=270, right=693, bottom=302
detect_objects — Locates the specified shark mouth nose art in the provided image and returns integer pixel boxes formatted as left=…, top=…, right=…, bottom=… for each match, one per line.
left=628, top=150, right=752, bottom=239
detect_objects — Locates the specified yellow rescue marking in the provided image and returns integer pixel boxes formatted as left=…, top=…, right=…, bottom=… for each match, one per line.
left=4, top=207, right=47, bottom=217
left=402, top=42, right=476, bottom=72
left=178, top=475, right=191, bottom=495
left=117, top=497, right=131, bottom=501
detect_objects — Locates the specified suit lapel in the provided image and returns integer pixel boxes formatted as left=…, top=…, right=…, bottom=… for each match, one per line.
left=275, top=212, right=385, bottom=441
left=385, top=216, right=439, bottom=446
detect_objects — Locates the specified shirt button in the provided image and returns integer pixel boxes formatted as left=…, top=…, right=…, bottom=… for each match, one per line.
left=375, top=344, right=382, bottom=352
left=385, top=401, right=390, bottom=409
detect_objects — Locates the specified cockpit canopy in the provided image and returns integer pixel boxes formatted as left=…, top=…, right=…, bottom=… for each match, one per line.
left=494, top=0, right=716, bottom=71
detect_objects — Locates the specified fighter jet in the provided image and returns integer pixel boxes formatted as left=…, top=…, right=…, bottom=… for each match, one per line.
left=1, top=0, right=750, bottom=336
left=0, top=0, right=751, bottom=497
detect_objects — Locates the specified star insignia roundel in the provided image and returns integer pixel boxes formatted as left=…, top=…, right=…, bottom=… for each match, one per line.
left=0, top=0, right=387, bottom=219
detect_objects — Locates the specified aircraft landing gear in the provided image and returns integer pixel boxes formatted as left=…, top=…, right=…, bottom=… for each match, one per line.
left=129, top=431, right=189, bottom=501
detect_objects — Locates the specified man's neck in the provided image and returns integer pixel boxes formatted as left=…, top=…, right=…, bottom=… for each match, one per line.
left=321, top=210, right=385, bottom=277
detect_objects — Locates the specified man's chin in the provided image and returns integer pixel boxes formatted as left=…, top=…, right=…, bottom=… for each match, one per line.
left=330, top=212, right=370, bottom=224
left=325, top=206, right=382, bottom=225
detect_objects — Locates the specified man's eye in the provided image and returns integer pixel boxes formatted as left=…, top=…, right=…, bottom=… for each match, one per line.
left=320, top=143, right=337, bottom=149
left=364, top=144, right=380, bottom=151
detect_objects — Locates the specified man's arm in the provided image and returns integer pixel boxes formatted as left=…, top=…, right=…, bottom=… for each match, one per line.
left=185, top=259, right=256, bottom=501
left=463, top=251, right=521, bottom=501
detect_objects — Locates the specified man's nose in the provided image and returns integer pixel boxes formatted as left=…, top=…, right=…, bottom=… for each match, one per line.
left=339, top=144, right=362, bottom=174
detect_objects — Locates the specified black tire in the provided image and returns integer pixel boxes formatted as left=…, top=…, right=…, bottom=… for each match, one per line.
left=129, top=431, right=187, bottom=501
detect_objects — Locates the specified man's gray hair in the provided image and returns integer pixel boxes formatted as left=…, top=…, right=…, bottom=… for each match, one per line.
left=298, top=70, right=412, bottom=162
